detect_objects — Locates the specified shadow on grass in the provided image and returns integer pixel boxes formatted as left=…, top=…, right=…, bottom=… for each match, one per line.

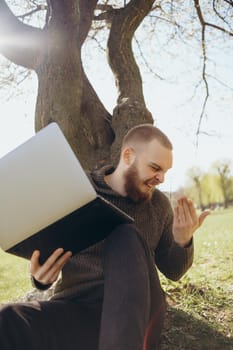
left=3, top=288, right=232, bottom=350
left=161, top=306, right=233, bottom=350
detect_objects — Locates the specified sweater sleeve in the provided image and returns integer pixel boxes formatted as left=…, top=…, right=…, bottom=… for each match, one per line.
left=30, top=275, right=53, bottom=291
left=154, top=203, right=194, bottom=281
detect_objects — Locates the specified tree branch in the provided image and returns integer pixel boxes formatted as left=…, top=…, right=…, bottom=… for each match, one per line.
left=0, top=0, right=45, bottom=69
left=87, top=33, right=106, bottom=51
left=194, top=0, right=233, bottom=37
left=107, top=0, right=155, bottom=161
left=193, top=0, right=233, bottom=146
left=96, top=4, right=115, bottom=12
left=193, top=0, right=210, bottom=147
left=148, top=14, right=182, bottom=29
left=223, top=0, right=233, bottom=7
left=79, top=0, right=99, bottom=44
left=45, top=0, right=52, bottom=27
left=107, top=0, right=156, bottom=104
left=205, top=22, right=233, bottom=37
left=207, top=73, right=233, bottom=91
left=212, top=0, right=232, bottom=31
left=134, top=35, right=164, bottom=80
left=17, top=5, right=47, bottom=20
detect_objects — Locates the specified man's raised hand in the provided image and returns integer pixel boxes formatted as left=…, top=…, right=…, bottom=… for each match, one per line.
left=173, top=196, right=210, bottom=247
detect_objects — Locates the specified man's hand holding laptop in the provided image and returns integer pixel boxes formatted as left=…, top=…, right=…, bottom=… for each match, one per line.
left=30, top=248, right=72, bottom=286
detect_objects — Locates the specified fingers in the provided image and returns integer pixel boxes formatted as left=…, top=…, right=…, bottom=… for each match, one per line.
left=187, top=198, right=197, bottom=219
left=176, top=196, right=210, bottom=229
left=173, top=197, right=210, bottom=247
left=42, top=248, right=67, bottom=272
left=30, top=250, right=41, bottom=275
left=173, top=206, right=179, bottom=224
left=176, top=197, right=192, bottom=224
left=177, top=202, right=185, bottom=222
left=186, top=199, right=199, bottom=228
left=47, top=251, right=72, bottom=283
left=30, top=248, right=72, bottom=285
left=199, top=210, right=210, bottom=226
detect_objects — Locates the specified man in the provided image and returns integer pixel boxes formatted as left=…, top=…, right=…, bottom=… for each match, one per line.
left=0, top=124, right=209, bottom=350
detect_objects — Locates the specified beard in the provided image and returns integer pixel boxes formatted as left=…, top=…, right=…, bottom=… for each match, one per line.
left=124, top=164, right=153, bottom=203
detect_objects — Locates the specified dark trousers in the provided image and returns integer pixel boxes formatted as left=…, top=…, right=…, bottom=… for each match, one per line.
left=0, top=224, right=166, bottom=350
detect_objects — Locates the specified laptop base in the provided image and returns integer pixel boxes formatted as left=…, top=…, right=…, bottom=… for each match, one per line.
left=7, top=197, right=134, bottom=264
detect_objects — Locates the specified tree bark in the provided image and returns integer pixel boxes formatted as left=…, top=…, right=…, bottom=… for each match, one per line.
left=106, top=0, right=155, bottom=162
left=36, top=0, right=115, bottom=169
left=34, top=0, right=84, bottom=160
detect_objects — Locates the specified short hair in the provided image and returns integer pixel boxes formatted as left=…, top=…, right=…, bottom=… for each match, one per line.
left=122, top=124, right=173, bottom=150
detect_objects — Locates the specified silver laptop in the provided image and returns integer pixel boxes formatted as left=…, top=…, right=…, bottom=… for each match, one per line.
left=0, top=123, right=133, bottom=263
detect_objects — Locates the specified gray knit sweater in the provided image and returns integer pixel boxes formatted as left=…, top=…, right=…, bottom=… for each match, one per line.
left=50, top=166, right=194, bottom=300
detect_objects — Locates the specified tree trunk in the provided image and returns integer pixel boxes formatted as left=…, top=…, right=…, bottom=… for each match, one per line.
left=34, top=0, right=113, bottom=170
left=106, top=0, right=155, bottom=163
left=0, top=0, right=156, bottom=169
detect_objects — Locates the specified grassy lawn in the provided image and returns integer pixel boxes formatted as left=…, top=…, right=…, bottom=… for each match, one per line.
left=0, top=250, right=31, bottom=303
left=160, top=207, right=233, bottom=349
left=0, top=208, right=232, bottom=349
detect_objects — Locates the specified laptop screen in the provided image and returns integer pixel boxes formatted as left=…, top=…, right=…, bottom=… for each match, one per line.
left=0, top=123, right=96, bottom=250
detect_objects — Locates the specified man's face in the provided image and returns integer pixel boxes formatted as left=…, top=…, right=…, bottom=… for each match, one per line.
left=123, top=139, right=173, bottom=202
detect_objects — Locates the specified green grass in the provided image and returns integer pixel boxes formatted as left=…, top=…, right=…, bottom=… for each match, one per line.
left=0, top=251, right=31, bottom=303
left=160, top=207, right=233, bottom=349
left=0, top=208, right=233, bottom=349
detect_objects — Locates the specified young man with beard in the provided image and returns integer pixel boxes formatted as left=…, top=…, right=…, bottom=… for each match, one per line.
left=0, top=124, right=209, bottom=350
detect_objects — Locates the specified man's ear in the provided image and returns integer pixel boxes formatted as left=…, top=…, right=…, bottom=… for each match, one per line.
left=122, top=147, right=135, bottom=165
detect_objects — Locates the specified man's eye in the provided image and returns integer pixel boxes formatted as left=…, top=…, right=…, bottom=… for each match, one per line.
left=151, top=166, right=159, bottom=171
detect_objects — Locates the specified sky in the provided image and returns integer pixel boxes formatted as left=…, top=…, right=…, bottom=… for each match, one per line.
left=0, top=6, right=233, bottom=193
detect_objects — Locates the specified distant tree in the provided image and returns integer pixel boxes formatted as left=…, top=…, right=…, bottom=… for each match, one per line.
left=212, top=160, right=233, bottom=208
left=201, top=173, right=223, bottom=207
left=185, top=167, right=205, bottom=209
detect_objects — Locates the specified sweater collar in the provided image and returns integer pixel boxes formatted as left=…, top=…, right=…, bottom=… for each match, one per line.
left=91, top=165, right=122, bottom=197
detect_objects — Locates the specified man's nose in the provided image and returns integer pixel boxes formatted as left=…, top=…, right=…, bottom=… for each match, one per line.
left=156, top=172, right=165, bottom=184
